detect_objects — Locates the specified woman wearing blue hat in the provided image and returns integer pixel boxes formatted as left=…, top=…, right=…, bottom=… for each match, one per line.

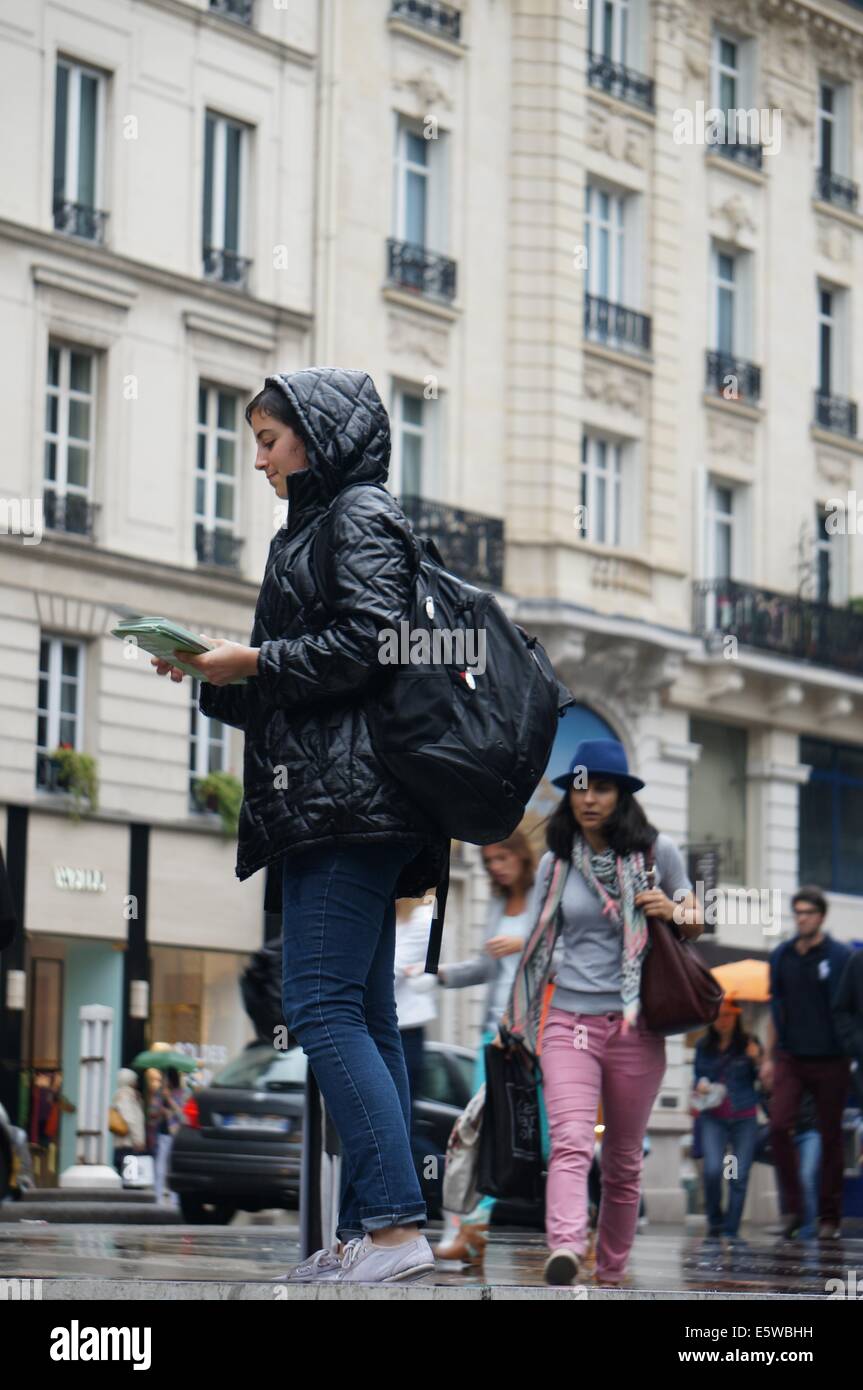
left=502, top=738, right=703, bottom=1287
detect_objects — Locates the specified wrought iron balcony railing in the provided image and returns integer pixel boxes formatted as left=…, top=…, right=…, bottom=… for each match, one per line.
left=399, top=495, right=504, bottom=589
left=195, top=525, right=244, bottom=570
left=202, top=246, right=252, bottom=290
left=389, top=0, right=461, bottom=41
left=814, top=390, right=858, bottom=438
left=705, top=350, right=762, bottom=404
left=584, top=293, right=651, bottom=354
left=587, top=52, right=654, bottom=113
left=43, top=490, right=98, bottom=538
left=693, top=579, right=863, bottom=675
left=209, top=0, right=254, bottom=21
left=815, top=167, right=859, bottom=211
left=708, top=137, right=764, bottom=172
left=386, top=238, right=457, bottom=302
left=53, top=198, right=109, bottom=243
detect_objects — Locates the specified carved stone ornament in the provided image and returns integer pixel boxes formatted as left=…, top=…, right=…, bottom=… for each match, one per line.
left=710, top=193, right=757, bottom=241
left=586, top=106, right=648, bottom=168
left=816, top=448, right=851, bottom=489
left=393, top=66, right=454, bottom=113
left=387, top=310, right=449, bottom=368
left=583, top=361, right=645, bottom=413
left=707, top=412, right=756, bottom=465
left=816, top=216, right=852, bottom=264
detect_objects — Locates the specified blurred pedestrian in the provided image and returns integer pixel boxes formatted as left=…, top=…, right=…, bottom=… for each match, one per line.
left=691, top=1001, right=762, bottom=1238
left=154, top=1067, right=186, bottom=1207
left=109, top=1067, right=147, bottom=1181
left=394, top=892, right=438, bottom=1134
left=502, top=740, right=702, bottom=1287
left=154, top=370, right=445, bottom=1284
left=834, top=946, right=863, bottom=1109
left=758, top=1076, right=822, bottom=1239
left=766, top=886, right=852, bottom=1239
left=435, top=831, right=546, bottom=1263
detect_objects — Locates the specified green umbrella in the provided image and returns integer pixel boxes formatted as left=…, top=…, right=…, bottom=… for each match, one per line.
left=131, top=1049, right=199, bottom=1073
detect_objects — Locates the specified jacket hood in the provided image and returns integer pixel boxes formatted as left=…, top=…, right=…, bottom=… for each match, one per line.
left=116, top=1068, right=138, bottom=1088
left=265, top=367, right=391, bottom=517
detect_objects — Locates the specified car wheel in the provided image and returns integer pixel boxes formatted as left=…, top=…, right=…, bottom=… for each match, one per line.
left=179, top=1196, right=237, bottom=1225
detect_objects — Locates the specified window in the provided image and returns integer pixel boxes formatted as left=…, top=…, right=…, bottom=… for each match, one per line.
left=705, top=478, right=749, bottom=581
left=713, top=251, right=736, bottom=355
left=53, top=58, right=107, bottom=241
left=189, top=679, right=228, bottom=811
left=580, top=435, right=623, bottom=547
left=195, top=384, right=242, bottom=567
left=818, top=287, right=834, bottom=394
left=814, top=504, right=847, bottom=605
left=392, top=386, right=442, bottom=498
left=585, top=184, right=626, bottom=304
left=818, top=82, right=837, bottom=175
left=393, top=117, right=448, bottom=252
left=709, top=29, right=758, bottom=158
left=688, top=718, right=748, bottom=884
left=44, top=343, right=96, bottom=536
left=202, top=112, right=250, bottom=287
left=799, top=738, right=863, bottom=895
left=590, top=0, right=630, bottom=64
left=36, top=636, right=84, bottom=788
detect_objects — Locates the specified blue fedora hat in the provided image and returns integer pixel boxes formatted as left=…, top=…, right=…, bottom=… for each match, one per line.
left=551, top=738, right=645, bottom=794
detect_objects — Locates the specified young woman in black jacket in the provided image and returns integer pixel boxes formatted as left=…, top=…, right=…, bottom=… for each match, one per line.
left=152, top=368, right=447, bottom=1284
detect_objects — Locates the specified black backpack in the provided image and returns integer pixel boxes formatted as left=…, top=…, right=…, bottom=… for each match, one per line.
left=310, top=483, right=574, bottom=966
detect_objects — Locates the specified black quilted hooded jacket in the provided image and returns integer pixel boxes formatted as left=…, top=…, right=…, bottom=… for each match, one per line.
left=199, top=367, right=449, bottom=901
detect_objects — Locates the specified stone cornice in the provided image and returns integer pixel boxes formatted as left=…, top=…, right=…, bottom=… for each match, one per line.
left=0, top=218, right=313, bottom=335
left=135, top=0, right=316, bottom=66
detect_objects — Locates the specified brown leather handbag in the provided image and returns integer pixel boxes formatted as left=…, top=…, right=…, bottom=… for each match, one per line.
left=639, top=847, right=724, bottom=1035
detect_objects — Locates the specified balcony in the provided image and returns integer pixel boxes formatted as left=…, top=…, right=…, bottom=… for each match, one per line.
left=693, top=579, right=863, bottom=675
left=43, top=490, right=98, bottom=539
left=195, top=525, right=243, bottom=570
left=708, top=137, right=764, bottom=172
left=815, top=168, right=859, bottom=212
left=52, top=198, right=109, bottom=244
left=202, top=246, right=252, bottom=291
left=209, top=0, right=253, bottom=20
left=814, top=390, right=858, bottom=439
left=587, top=53, right=654, bottom=113
left=386, top=238, right=457, bottom=303
left=389, top=0, right=461, bottom=42
left=705, top=351, right=762, bottom=405
left=584, top=293, right=651, bottom=355
left=399, top=495, right=504, bottom=589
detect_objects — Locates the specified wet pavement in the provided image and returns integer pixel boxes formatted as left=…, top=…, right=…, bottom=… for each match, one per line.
left=1, top=1221, right=861, bottom=1298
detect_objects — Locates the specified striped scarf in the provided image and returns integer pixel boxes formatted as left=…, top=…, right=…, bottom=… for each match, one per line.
left=506, top=840, right=653, bottom=1057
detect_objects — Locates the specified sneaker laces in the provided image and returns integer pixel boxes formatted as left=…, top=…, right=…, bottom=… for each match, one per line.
left=338, top=1236, right=367, bottom=1271
left=296, top=1242, right=341, bottom=1274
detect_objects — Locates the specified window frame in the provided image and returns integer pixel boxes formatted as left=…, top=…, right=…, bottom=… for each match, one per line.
left=799, top=737, right=863, bottom=896
left=202, top=110, right=249, bottom=264
left=195, top=382, right=242, bottom=544
left=53, top=56, right=106, bottom=214
left=188, top=677, right=229, bottom=810
left=36, top=635, right=86, bottom=776
left=44, top=340, right=97, bottom=504
left=579, top=433, right=624, bottom=549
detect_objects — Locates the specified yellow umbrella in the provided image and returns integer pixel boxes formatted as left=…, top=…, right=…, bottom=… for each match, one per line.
left=711, top=959, right=770, bottom=1003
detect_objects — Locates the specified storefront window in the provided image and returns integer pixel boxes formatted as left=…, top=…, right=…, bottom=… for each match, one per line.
left=148, top=945, right=255, bottom=1085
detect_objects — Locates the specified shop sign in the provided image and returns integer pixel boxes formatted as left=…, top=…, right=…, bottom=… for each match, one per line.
left=54, top=866, right=107, bottom=892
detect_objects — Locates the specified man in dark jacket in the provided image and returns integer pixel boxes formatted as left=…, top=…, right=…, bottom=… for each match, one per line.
left=766, top=886, right=852, bottom=1239
left=834, top=948, right=863, bottom=1108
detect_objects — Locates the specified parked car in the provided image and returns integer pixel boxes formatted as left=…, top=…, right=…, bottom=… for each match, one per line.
left=169, top=1039, right=476, bottom=1224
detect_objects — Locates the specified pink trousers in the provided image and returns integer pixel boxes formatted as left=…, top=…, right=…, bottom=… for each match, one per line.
left=540, top=1006, right=666, bottom=1282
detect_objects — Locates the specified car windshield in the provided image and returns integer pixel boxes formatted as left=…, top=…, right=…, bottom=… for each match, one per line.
left=211, top=1046, right=307, bottom=1091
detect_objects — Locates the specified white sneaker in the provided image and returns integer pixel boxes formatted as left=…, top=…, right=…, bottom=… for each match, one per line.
left=336, top=1233, right=436, bottom=1284
left=275, top=1239, right=359, bottom=1283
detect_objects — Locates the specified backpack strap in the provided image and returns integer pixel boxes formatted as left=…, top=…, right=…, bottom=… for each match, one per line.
left=423, top=842, right=450, bottom=975
left=309, top=483, right=420, bottom=611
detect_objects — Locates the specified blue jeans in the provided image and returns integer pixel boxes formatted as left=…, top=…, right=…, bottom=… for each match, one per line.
left=281, top=841, right=428, bottom=1242
left=793, top=1130, right=822, bottom=1236
left=700, top=1113, right=760, bottom=1236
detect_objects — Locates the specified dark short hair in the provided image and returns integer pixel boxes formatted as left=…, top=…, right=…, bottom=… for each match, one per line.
left=244, top=383, right=304, bottom=436
left=791, top=885, right=828, bottom=916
